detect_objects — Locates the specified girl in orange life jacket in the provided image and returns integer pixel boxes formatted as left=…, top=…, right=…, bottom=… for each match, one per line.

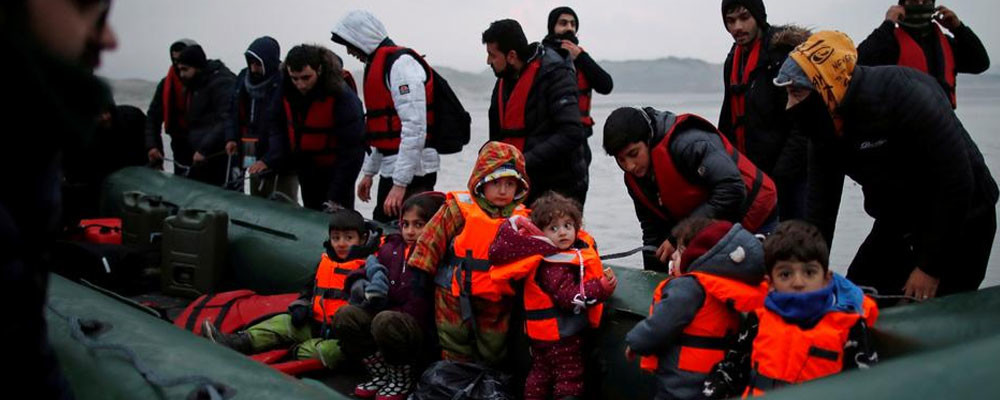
left=625, top=218, right=768, bottom=400
left=702, top=221, right=878, bottom=399
left=487, top=191, right=616, bottom=400
left=202, top=209, right=379, bottom=369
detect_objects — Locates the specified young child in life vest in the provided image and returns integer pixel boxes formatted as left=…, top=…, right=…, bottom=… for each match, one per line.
left=702, top=220, right=879, bottom=398
left=406, top=141, right=531, bottom=366
left=625, top=218, right=768, bottom=400
left=487, top=191, right=617, bottom=400
left=202, top=208, right=377, bottom=368
left=331, top=192, right=446, bottom=400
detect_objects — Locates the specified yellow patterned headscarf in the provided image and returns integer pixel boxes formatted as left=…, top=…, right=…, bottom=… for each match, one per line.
left=788, top=31, right=857, bottom=133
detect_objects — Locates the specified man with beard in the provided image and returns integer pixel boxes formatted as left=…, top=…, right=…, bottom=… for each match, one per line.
left=144, top=39, right=198, bottom=174
left=542, top=6, right=613, bottom=169
left=267, top=44, right=365, bottom=211
left=1, top=0, right=117, bottom=396
left=224, top=36, right=298, bottom=200
left=331, top=10, right=439, bottom=222
left=148, top=44, right=236, bottom=186
left=483, top=19, right=588, bottom=206
left=719, top=0, right=810, bottom=221
left=779, top=31, right=997, bottom=304
left=857, top=0, right=989, bottom=108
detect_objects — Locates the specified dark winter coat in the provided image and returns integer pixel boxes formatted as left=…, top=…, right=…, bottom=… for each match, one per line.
left=628, top=108, right=749, bottom=271
left=225, top=37, right=285, bottom=167
left=719, top=26, right=809, bottom=181
left=805, top=65, right=999, bottom=279
left=146, top=60, right=236, bottom=155
left=489, top=43, right=587, bottom=204
left=625, top=224, right=765, bottom=400
left=857, top=20, right=990, bottom=101
left=345, top=234, right=435, bottom=336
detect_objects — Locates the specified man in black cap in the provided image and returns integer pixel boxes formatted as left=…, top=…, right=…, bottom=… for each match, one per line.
left=145, top=38, right=197, bottom=174
left=718, top=0, right=810, bottom=221
left=148, top=44, right=236, bottom=185
left=857, top=0, right=989, bottom=108
left=542, top=6, right=613, bottom=169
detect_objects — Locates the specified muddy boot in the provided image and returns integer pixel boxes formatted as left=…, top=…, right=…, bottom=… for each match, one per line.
left=376, top=362, right=413, bottom=400
left=354, top=352, right=389, bottom=398
left=202, top=320, right=253, bottom=354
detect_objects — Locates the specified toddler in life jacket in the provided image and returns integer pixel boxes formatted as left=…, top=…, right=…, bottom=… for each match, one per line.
left=488, top=191, right=617, bottom=400
left=332, top=192, right=446, bottom=400
left=625, top=218, right=768, bottom=400
left=202, top=208, right=377, bottom=369
left=702, top=220, right=879, bottom=398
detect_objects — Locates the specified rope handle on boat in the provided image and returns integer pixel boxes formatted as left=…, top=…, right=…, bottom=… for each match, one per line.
left=46, top=303, right=235, bottom=399
left=600, top=245, right=659, bottom=261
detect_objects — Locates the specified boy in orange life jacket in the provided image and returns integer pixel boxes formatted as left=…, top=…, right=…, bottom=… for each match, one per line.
left=702, top=220, right=879, bottom=398
left=202, top=208, right=377, bottom=368
left=407, top=141, right=531, bottom=366
left=625, top=218, right=768, bottom=400
left=488, top=191, right=616, bottom=400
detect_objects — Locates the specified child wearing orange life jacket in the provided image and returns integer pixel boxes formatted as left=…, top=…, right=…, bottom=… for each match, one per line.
left=202, top=209, right=378, bottom=369
left=488, top=191, right=617, bottom=400
left=702, top=220, right=879, bottom=399
left=625, top=218, right=768, bottom=400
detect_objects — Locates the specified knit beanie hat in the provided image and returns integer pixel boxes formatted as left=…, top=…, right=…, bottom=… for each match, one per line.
left=176, top=45, right=208, bottom=69
left=721, top=0, right=768, bottom=30
left=680, top=221, right=735, bottom=273
left=475, top=162, right=528, bottom=200
left=547, top=6, right=579, bottom=35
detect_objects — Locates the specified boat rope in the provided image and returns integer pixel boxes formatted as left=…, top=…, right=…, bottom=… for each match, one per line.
left=46, top=303, right=234, bottom=399
left=600, top=245, right=658, bottom=261
left=858, top=286, right=923, bottom=302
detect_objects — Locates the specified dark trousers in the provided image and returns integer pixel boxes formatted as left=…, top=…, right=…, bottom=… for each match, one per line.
left=298, top=155, right=363, bottom=211
left=330, top=305, right=424, bottom=365
left=169, top=137, right=226, bottom=186
left=775, top=176, right=807, bottom=222
left=372, top=173, right=437, bottom=223
left=524, top=335, right=586, bottom=400
left=847, top=202, right=996, bottom=305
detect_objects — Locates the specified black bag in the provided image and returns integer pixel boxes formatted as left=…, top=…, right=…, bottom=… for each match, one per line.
left=410, top=361, right=514, bottom=400
left=385, top=49, right=471, bottom=155
left=50, top=240, right=160, bottom=296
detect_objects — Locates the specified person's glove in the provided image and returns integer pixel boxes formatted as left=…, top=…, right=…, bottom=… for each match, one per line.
left=288, top=301, right=311, bottom=328
left=349, top=279, right=370, bottom=306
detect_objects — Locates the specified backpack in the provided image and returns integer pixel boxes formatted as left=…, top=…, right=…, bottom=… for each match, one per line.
left=386, top=49, right=471, bottom=154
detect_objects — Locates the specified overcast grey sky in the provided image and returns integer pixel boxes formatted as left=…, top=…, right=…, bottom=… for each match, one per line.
left=98, top=0, right=999, bottom=80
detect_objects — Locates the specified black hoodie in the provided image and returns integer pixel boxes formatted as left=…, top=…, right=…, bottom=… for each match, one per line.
left=225, top=36, right=284, bottom=164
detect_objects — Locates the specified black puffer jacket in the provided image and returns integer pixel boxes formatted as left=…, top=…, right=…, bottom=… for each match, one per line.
left=489, top=43, right=587, bottom=204
left=146, top=60, right=236, bottom=156
left=719, top=25, right=808, bottom=181
left=805, top=65, right=999, bottom=278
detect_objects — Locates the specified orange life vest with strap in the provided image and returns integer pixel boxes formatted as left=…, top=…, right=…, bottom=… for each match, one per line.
left=624, top=114, right=777, bottom=232
left=363, top=45, right=436, bottom=152
left=162, top=67, right=189, bottom=133
left=743, top=296, right=878, bottom=397
left=496, top=57, right=543, bottom=151
left=639, top=272, right=767, bottom=374
left=433, top=191, right=529, bottom=302
left=283, top=95, right=339, bottom=166
left=311, top=255, right=366, bottom=324
left=576, top=68, right=594, bottom=127
left=894, top=24, right=957, bottom=108
left=727, top=39, right=762, bottom=153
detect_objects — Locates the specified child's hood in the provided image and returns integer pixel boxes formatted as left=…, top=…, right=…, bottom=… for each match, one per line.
left=686, top=223, right=766, bottom=285
left=468, top=142, right=530, bottom=211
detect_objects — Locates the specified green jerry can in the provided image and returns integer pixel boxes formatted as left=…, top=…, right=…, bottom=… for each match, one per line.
left=161, top=209, right=229, bottom=298
left=121, top=191, right=172, bottom=250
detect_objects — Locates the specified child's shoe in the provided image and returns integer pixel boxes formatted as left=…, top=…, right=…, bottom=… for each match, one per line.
left=355, top=352, right=389, bottom=398
left=375, top=362, right=413, bottom=400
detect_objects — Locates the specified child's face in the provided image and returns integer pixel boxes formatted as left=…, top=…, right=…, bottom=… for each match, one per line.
left=329, top=229, right=362, bottom=259
left=400, top=208, right=427, bottom=246
left=614, top=141, right=651, bottom=178
left=768, top=259, right=832, bottom=293
left=542, top=215, right=577, bottom=250
left=482, top=176, right=518, bottom=207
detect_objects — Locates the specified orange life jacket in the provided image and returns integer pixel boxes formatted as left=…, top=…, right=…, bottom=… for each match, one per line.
left=433, top=191, right=529, bottom=302
left=363, top=45, right=435, bottom=152
left=496, top=58, right=543, bottom=151
left=639, top=272, right=767, bottom=374
left=894, top=24, right=957, bottom=108
left=576, top=68, right=594, bottom=127
left=727, top=39, right=762, bottom=153
left=624, top=114, right=777, bottom=232
left=283, top=95, right=339, bottom=166
left=492, top=230, right=604, bottom=341
left=311, top=255, right=366, bottom=324
left=743, top=296, right=878, bottom=396
left=162, top=67, right=189, bottom=133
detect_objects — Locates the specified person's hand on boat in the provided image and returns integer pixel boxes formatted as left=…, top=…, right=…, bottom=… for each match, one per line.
left=193, top=151, right=206, bottom=164
left=357, top=175, right=374, bottom=202
left=625, top=346, right=636, bottom=361
left=655, top=238, right=675, bottom=264
left=247, top=160, right=268, bottom=175
left=147, top=148, right=164, bottom=170
left=885, top=5, right=905, bottom=23
left=935, top=5, right=962, bottom=29
left=383, top=184, right=406, bottom=217
left=902, top=267, right=939, bottom=301
left=560, top=40, right=582, bottom=60
left=225, top=140, right=238, bottom=156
